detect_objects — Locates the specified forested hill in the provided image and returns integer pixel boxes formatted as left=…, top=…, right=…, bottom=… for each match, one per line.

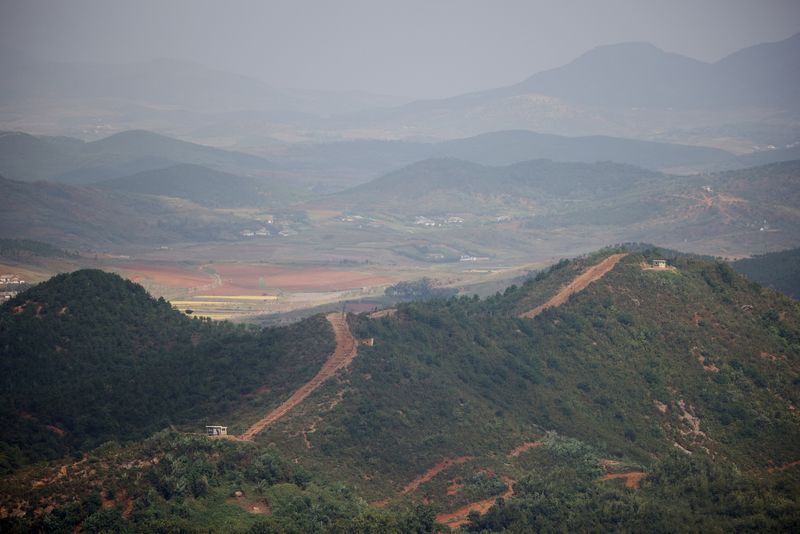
left=253, top=249, right=800, bottom=526
left=1, top=253, right=799, bottom=532
left=0, top=269, right=334, bottom=471
left=732, top=247, right=800, bottom=300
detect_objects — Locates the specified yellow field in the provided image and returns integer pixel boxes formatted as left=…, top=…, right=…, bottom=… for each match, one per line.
left=192, top=295, right=279, bottom=300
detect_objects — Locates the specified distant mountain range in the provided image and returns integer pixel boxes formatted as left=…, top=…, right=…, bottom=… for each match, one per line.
left=0, top=129, right=273, bottom=184
left=0, top=52, right=407, bottom=116
left=2, top=35, right=797, bottom=146
left=95, top=163, right=298, bottom=208
left=330, top=33, right=800, bottom=143
left=321, top=158, right=800, bottom=254
left=0, top=174, right=260, bottom=247
left=276, top=130, right=739, bottom=186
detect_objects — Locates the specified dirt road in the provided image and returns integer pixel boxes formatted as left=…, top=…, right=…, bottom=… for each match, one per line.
left=401, top=456, right=474, bottom=495
left=239, top=312, right=357, bottom=441
left=519, top=253, right=628, bottom=319
left=436, top=476, right=515, bottom=529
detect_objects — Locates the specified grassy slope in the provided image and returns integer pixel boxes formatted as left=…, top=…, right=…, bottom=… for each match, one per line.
left=0, top=250, right=798, bottom=531
left=260, top=251, right=799, bottom=500
left=732, top=246, right=800, bottom=300
left=0, top=270, right=334, bottom=469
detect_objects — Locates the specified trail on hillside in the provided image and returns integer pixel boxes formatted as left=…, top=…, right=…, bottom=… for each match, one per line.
left=599, top=471, right=645, bottom=488
left=239, top=312, right=357, bottom=441
left=436, top=476, right=514, bottom=529
left=401, top=456, right=474, bottom=495
left=519, top=253, right=628, bottom=318
left=508, top=440, right=543, bottom=457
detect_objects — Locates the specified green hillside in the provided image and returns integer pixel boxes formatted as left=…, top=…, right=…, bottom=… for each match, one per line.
left=0, top=130, right=272, bottom=184
left=0, top=270, right=333, bottom=470
left=0, top=175, right=263, bottom=247
left=1, top=251, right=798, bottom=531
left=732, top=247, right=800, bottom=299
left=256, top=251, right=798, bottom=496
left=0, top=238, right=76, bottom=260
left=330, top=158, right=663, bottom=215
left=95, top=163, right=299, bottom=208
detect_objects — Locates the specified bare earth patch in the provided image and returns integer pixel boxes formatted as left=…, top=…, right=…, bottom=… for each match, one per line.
left=239, top=312, right=358, bottom=441
left=436, top=476, right=514, bottom=529
left=401, top=456, right=474, bottom=495
left=520, top=254, right=627, bottom=318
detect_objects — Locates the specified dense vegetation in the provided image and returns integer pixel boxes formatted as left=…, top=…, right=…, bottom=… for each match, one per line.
left=264, top=250, right=799, bottom=506
left=0, top=238, right=76, bottom=260
left=466, top=449, right=800, bottom=532
left=385, top=278, right=459, bottom=300
left=1, top=250, right=798, bottom=531
left=0, top=431, right=439, bottom=533
left=0, top=270, right=334, bottom=471
left=732, top=246, right=800, bottom=299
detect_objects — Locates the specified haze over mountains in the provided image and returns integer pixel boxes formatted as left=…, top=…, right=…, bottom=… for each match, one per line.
left=2, top=33, right=798, bottom=148
left=1, top=6, right=799, bottom=532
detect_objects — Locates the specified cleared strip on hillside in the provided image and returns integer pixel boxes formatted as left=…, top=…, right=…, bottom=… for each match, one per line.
left=436, top=476, right=515, bottom=529
left=239, top=312, right=357, bottom=441
left=519, top=253, right=628, bottom=319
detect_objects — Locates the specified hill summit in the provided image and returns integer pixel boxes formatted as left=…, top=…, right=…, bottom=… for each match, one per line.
left=1, top=250, right=798, bottom=532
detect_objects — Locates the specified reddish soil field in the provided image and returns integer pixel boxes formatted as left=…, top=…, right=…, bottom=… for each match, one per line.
left=114, top=263, right=215, bottom=290
left=205, top=263, right=396, bottom=294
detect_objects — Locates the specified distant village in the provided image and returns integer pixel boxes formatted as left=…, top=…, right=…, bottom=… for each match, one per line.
left=0, top=274, right=27, bottom=301
left=238, top=215, right=299, bottom=239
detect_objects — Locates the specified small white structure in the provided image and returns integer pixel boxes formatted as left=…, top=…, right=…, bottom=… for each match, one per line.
left=206, top=425, right=228, bottom=436
left=652, top=259, right=668, bottom=269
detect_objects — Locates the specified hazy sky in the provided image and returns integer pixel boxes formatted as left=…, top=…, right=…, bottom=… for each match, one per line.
left=1, top=0, right=798, bottom=98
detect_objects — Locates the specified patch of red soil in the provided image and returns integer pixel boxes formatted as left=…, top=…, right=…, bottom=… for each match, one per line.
left=436, top=476, right=514, bottom=528
left=520, top=254, right=628, bottom=318
left=767, top=460, right=800, bottom=474
left=45, top=425, right=66, bottom=437
left=401, top=456, right=474, bottom=495
left=204, top=263, right=396, bottom=294
left=508, top=441, right=543, bottom=457
left=446, top=477, right=464, bottom=496
left=115, top=262, right=215, bottom=290
left=599, top=471, right=645, bottom=488
left=239, top=312, right=358, bottom=441
left=760, top=351, right=785, bottom=362
left=368, top=308, right=397, bottom=319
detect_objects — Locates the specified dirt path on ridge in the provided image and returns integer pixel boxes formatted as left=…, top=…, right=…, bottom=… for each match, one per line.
left=436, top=476, right=515, bottom=529
left=239, top=312, right=357, bottom=441
left=519, top=253, right=628, bottom=319
left=400, top=457, right=474, bottom=495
